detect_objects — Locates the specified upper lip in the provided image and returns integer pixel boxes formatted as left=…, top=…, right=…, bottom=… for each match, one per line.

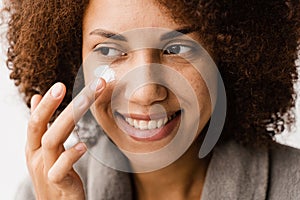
left=117, top=110, right=182, bottom=120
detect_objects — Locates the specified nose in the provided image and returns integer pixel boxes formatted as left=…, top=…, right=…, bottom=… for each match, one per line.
left=129, top=83, right=167, bottom=106
left=125, top=49, right=168, bottom=106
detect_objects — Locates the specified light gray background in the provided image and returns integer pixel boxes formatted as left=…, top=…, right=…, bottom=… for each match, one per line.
left=0, top=5, right=299, bottom=199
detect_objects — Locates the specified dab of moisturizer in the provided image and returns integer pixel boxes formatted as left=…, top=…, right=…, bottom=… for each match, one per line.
left=94, top=65, right=116, bottom=83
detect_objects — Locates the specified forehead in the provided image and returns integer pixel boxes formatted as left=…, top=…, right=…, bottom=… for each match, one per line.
left=83, top=0, right=182, bottom=34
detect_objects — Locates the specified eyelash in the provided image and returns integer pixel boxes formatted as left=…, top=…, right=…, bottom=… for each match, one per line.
left=93, top=42, right=196, bottom=59
left=94, top=46, right=127, bottom=57
left=163, top=44, right=193, bottom=55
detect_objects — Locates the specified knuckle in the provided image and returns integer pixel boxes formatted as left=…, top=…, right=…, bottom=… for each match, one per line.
left=48, top=172, right=61, bottom=184
left=28, top=114, right=43, bottom=133
left=41, top=134, right=56, bottom=150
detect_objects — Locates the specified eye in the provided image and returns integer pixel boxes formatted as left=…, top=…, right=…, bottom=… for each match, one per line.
left=163, top=44, right=192, bottom=55
left=94, top=46, right=127, bottom=57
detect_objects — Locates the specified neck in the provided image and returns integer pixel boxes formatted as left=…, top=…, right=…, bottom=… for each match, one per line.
left=132, top=137, right=212, bottom=200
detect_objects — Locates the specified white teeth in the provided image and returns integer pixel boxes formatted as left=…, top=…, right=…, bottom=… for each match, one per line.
left=126, top=118, right=134, bottom=126
left=124, top=115, right=176, bottom=130
left=133, top=120, right=139, bottom=129
left=148, top=120, right=157, bottom=130
left=139, top=120, right=148, bottom=130
left=157, top=119, right=163, bottom=128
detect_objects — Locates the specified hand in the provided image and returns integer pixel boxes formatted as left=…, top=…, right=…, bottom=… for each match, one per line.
left=25, top=78, right=105, bottom=200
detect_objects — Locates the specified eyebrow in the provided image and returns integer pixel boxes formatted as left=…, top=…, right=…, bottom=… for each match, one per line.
left=160, top=28, right=197, bottom=40
left=89, top=27, right=197, bottom=41
left=89, top=29, right=127, bottom=41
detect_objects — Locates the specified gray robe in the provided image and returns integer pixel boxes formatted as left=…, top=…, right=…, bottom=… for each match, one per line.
left=15, top=136, right=300, bottom=200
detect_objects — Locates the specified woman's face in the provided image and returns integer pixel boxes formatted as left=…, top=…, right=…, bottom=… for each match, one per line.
left=82, top=0, right=216, bottom=155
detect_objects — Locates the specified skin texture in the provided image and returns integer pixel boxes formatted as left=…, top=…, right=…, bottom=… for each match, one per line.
left=82, top=0, right=213, bottom=153
left=82, top=1, right=214, bottom=198
left=2, top=0, right=300, bottom=147
left=1, top=0, right=300, bottom=199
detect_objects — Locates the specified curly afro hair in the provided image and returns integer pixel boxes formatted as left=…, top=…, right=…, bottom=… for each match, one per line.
left=1, top=0, right=300, bottom=148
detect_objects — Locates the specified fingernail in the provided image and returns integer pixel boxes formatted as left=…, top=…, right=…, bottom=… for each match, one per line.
left=89, top=79, right=103, bottom=92
left=75, top=143, right=86, bottom=153
left=51, top=83, right=63, bottom=98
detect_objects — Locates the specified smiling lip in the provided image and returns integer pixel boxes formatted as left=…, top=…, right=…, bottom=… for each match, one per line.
left=115, top=110, right=182, bottom=141
left=121, top=111, right=178, bottom=120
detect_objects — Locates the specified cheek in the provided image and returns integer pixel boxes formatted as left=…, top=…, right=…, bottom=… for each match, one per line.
left=193, top=78, right=211, bottom=109
left=183, top=67, right=212, bottom=116
left=90, top=84, right=115, bottom=126
left=186, top=74, right=213, bottom=140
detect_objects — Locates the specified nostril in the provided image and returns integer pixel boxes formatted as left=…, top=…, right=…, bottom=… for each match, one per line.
left=155, top=85, right=168, bottom=100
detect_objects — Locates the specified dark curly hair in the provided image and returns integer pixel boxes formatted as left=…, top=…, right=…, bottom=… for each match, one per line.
left=1, top=0, right=300, bottom=147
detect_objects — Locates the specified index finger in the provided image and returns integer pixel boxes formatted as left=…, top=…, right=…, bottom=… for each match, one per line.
left=42, top=78, right=106, bottom=147
left=27, top=83, right=66, bottom=152
left=41, top=78, right=106, bottom=173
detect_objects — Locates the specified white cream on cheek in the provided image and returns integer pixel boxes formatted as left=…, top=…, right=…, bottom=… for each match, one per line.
left=94, top=65, right=116, bottom=83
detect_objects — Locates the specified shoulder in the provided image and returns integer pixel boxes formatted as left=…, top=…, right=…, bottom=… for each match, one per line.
left=268, top=142, right=300, bottom=199
left=270, top=142, right=300, bottom=169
